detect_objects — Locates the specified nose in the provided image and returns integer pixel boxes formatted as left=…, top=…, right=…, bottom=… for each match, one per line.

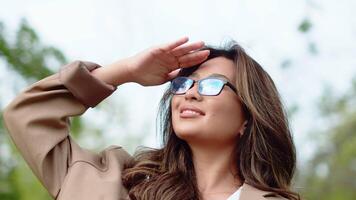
left=184, top=82, right=203, bottom=101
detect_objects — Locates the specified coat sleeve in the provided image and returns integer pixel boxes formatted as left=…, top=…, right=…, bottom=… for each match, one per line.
left=2, top=61, right=119, bottom=198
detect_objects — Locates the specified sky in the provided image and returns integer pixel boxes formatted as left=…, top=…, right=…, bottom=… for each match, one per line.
left=1, top=0, right=355, bottom=164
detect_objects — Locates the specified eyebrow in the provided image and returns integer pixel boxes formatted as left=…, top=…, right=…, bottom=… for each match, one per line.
left=190, top=72, right=229, bottom=81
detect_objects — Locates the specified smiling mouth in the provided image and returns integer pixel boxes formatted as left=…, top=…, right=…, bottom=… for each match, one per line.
left=180, top=110, right=204, bottom=118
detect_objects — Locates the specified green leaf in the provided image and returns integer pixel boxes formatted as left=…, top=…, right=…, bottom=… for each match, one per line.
left=298, top=18, right=313, bottom=33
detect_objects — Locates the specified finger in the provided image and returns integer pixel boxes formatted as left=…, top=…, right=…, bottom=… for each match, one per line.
left=160, top=36, right=189, bottom=52
left=171, top=41, right=205, bottom=57
left=178, top=50, right=210, bottom=68
left=166, top=69, right=181, bottom=81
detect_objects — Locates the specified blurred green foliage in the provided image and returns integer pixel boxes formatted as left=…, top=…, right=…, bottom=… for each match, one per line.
left=298, top=18, right=312, bottom=33
left=298, top=79, right=356, bottom=200
left=0, top=19, right=66, bottom=81
left=0, top=19, right=71, bottom=200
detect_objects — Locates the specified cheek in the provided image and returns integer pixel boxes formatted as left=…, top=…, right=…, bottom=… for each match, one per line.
left=171, top=96, right=179, bottom=115
left=171, top=96, right=183, bottom=130
left=207, top=98, right=244, bottom=136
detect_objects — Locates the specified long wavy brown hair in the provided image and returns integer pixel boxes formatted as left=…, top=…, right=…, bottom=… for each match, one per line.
left=122, top=40, right=300, bottom=200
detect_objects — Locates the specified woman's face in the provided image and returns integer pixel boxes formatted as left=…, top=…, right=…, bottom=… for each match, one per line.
left=171, top=56, right=246, bottom=147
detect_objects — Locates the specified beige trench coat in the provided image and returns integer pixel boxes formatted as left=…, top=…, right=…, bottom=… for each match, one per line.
left=3, top=61, right=285, bottom=200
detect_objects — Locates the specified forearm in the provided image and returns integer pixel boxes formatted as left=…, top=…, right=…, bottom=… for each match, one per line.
left=91, top=57, right=134, bottom=87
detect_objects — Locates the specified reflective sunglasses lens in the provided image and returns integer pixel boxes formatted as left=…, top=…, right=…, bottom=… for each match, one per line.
left=171, top=77, right=193, bottom=94
left=199, top=79, right=224, bottom=95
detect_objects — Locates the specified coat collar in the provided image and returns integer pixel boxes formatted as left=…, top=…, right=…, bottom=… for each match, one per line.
left=239, top=183, right=275, bottom=200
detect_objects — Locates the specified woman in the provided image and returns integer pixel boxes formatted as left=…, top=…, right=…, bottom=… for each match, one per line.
left=3, top=37, right=299, bottom=200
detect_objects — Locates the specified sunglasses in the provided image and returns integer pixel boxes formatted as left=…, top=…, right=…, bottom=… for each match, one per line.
left=170, top=76, right=238, bottom=96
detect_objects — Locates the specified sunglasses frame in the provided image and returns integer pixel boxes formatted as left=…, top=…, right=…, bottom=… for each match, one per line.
left=170, top=76, right=238, bottom=96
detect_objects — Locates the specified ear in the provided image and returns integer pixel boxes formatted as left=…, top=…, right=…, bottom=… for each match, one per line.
left=239, top=120, right=248, bottom=136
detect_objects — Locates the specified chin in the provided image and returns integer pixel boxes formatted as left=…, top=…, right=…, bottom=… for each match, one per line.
left=174, top=127, right=214, bottom=145
left=174, top=127, right=201, bottom=140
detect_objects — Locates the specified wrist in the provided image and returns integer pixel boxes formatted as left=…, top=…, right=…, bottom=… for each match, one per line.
left=92, top=58, right=134, bottom=87
left=119, top=56, right=137, bottom=84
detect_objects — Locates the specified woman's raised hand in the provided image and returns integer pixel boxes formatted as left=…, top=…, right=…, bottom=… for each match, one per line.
left=125, top=37, right=210, bottom=86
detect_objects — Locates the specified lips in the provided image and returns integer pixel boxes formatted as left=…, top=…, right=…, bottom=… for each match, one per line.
left=179, top=105, right=205, bottom=116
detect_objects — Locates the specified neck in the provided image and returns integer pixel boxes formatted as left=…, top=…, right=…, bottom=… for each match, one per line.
left=189, top=141, right=242, bottom=194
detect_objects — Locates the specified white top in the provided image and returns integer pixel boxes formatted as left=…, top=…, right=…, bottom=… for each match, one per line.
left=226, top=186, right=242, bottom=200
